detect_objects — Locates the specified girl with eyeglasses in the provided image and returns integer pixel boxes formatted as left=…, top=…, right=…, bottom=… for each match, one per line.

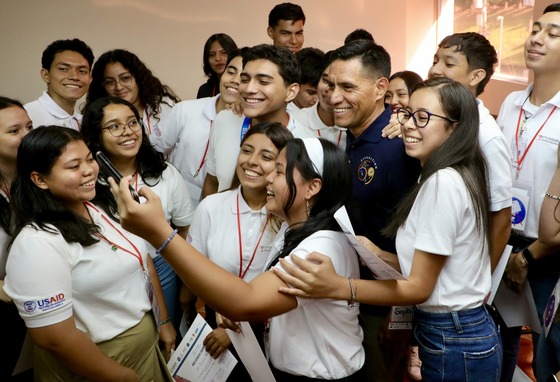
left=273, top=77, right=502, bottom=381
left=86, top=49, right=180, bottom=142
left=4, top=126, right=174, bottom=381
left=81, top=97, right=195, bottom=352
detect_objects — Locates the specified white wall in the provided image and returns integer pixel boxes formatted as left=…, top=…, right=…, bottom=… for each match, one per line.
left=0, top=0, right=437, bottom=106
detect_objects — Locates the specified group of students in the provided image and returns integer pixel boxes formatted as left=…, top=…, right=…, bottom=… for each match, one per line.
left=2, top=1, right=560, bottom=382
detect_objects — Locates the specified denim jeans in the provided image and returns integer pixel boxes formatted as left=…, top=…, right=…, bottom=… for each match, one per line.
left=153, top=254, right=178, bottom=322
left=414, top=305, right=502, bottom=382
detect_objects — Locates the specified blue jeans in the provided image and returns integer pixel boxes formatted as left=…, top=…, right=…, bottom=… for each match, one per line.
left=153, top=254, right=179, bottom=322
left=537, top=321, right=560, bottom=381
left=414, top=306, right=502, bottom=382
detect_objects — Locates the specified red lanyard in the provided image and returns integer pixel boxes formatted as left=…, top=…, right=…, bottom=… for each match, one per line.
left=236, top=193, right=269, bottom=279
left=317, top=129, right=343, bottom=146
left=514, top=105, right=557, bottom=178
left=73, top=117, right=81, bottom=131
left=132, top=172, right=139, bottom=192
left=194, top=120, right=212, bottom=178
left=0, top=184, right=9, bottom=200
left=85, top=202, right=145, bottom=272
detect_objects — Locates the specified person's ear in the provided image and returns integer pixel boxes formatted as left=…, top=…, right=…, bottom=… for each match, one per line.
left=469, top=68, right=486, bottom=91
left=375, top=77, right=389, bottom=102
left=30, top=171, right=49, bottom=190
left=40, top=68, right=50, bottom=85
left=285, top=83, right=300, bottom=103
left=305, top=178, right=322, bottom=199
left=267, top=26, right=274, bottom=40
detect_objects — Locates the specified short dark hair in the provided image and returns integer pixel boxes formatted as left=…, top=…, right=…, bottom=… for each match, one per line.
left=295, top=47, right=325, bottom=87
left=326, top=39, right=391, bottom=80
left=344, top=29, right=375, bottom=45
left=544, top=3, right=560, bottom=13
left=438, top=32, right=497, bottom=96
left=202, top=33, right=238, bottom=78
left=389, top=71, right=423, bottom=96
left=41, top=39, right=94, bottom=70
left=243, top=44, right=301, bottom=85
left=268, top=2, right=305, bottom=27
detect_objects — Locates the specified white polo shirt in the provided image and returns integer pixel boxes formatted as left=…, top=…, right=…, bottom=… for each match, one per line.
left=187, top=187, right=274, bottom=282
left=477, top=99, right=512, bottom=212
left=292, top=102, right=347, bottom=148
left=5, top=204, right=151, bottom=343
left=24, top=91, right=82, bottom=130
left=206, top=109, right=314, bottom=192
left=151, top=96, right=218, bottom=207
left=497, top=84, right=560, bottom=239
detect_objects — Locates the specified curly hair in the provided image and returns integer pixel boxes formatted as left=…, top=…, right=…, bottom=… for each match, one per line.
left=86, top=49, right=180, bottom=120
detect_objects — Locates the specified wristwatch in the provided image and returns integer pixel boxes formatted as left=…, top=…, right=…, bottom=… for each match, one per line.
left=522, top=247, right=536, bottom=266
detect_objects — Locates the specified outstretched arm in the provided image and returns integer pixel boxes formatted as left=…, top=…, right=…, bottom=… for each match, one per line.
left=110, top=177, right=296, bottom=322
left=273, top=249, right=445, bottom=306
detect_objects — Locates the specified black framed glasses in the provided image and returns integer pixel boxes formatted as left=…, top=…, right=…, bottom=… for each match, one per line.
left=102, top=119, right=143, bottom=137
left=396, top=108, right=457, bottom=128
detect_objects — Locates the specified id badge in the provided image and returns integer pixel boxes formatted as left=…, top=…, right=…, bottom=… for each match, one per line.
left=511, top=185, right=531, bottom=232
left=145, top=273, right=161, bottom=329
left=388, top=305, right=413, bottom=330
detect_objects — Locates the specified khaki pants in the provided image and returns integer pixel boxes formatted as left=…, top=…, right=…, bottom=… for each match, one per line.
left=34, top=313, right=173, bottom=381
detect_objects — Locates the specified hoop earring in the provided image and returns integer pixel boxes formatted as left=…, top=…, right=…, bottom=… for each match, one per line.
left=305, top=199, right=311, bottom=217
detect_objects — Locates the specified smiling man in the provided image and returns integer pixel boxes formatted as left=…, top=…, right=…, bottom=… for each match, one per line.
left=321, top=39, right=420, bottom=382
left=267, top=3, right=305, bottom=54
left=25, top=39, right=94, bottom=131
left=202, top=44, right=314, bottom=197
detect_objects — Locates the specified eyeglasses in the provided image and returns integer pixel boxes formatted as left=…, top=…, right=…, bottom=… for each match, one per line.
left=101, top=73, right=133, bottom=90
left=102, top=119, right=143, bottom=137
left=396, top=108, right=457, bottom=128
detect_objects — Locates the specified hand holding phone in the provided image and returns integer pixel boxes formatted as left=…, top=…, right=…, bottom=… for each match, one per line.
left=96, top=151, right=140, bottom=202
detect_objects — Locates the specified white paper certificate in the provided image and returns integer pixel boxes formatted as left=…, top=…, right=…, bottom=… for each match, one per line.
left=167, top=314, right=237, bottom=382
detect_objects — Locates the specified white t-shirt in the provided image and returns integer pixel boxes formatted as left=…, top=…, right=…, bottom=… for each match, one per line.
left=151, top=96, right=218, bottom=207
left=206, top=110, right=314, bottom=192
left=269, top=225, right=364, bottom=379
left=187, top=187, right=274, bottom=282
left=396, top=168, right=491, bottom=313
left=136, top=163, right=194, bottom=258
left=292, top=103, right=347, bottom=148
left=497, top=84, right=560, bottom=238
left=4, top=203, right=151, bottom=343
left=477, top=99, right=512, bottom=212
left=24, top=91, right=82, bottom=130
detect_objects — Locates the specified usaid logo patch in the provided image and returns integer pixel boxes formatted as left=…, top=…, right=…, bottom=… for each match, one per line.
left=24, top=293, right=66, bottom=313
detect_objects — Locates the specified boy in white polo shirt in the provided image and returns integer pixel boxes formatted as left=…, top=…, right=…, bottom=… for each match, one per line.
left=202, top=44, right=314, bottom=197
left=25, top=39, right=93, bottom=131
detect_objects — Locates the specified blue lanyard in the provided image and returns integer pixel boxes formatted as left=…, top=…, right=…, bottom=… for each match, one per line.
left=240, top=117, right=251, bottom=141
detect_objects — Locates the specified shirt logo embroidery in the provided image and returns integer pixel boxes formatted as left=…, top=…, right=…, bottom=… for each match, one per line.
left=358, top=157, right=376, bottom=185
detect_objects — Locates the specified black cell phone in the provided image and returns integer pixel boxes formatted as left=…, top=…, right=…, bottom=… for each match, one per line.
left=96, top=151, right=140, bottom=202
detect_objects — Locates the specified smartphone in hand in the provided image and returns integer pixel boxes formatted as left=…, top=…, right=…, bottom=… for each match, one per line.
left=96, top=151, right=140, bottom=202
